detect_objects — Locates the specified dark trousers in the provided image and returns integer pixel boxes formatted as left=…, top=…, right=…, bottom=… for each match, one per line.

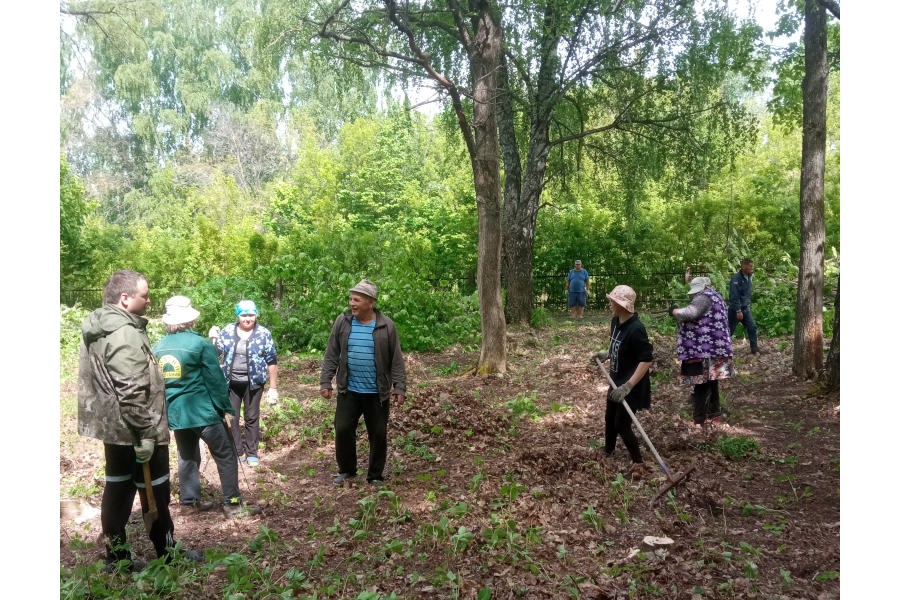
left=334, top=391, right=390, bottom=481
left=692, top=380, right=722, bottom=424
left=604, top=400, right=643, bottom=463
left=101, top=443, right=175, bottom=563
left=174, top=423, right=240, bottom=505
left=728, top=306, right=758, bottom=350
left=229, top=381, right=262, bottom=458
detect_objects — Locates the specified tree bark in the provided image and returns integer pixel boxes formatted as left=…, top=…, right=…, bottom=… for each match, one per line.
left=375, top=0, right=507, bottom=374
left=470, top=1, right=507, bottom=374
left=823, top=278, right=839, bottom=392
left=503, top=132, right=550, bottom=325
left=793, top=0, right=828, bottom=379
left=499, top=3, right=559, bottom=326
left=497, top=53, right=528, bottom=325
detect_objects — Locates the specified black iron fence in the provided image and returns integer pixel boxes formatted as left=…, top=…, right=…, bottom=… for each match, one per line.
left=61, top=271, right=698, bottom=315
left=60, top=289, right=104, bottom=309
left=533, top=271, right=705, bottom=312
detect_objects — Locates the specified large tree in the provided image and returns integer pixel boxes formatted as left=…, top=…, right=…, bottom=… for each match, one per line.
left=771, top=0, right=839, bottom=379
left=293, top=0, right=508, bottom=373
left=496, top=0, right=765, bottom=324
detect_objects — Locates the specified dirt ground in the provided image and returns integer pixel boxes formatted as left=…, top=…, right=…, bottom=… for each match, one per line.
left=60, top=313, right=840, bottom=599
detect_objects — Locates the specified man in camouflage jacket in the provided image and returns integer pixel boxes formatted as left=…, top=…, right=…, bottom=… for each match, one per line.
left=78, top=270, right=195, bottom=571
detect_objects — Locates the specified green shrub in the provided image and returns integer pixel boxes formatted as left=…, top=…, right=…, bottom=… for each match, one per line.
left=61, top=305, right=89, bottom=384
left=529, top=307, right=552, bottom=329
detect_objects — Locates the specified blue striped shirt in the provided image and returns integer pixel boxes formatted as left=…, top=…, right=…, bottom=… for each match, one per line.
left=347, top=318, right=377, bottom=393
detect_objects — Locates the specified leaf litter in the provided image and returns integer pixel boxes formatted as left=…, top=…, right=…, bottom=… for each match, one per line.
left=60, top=314, right=839, bottom=599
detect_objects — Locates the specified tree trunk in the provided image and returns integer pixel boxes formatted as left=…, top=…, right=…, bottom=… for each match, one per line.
left=499, top=4, right=559, bottom=326
left=823, top=278, right=839, bottom=392
left=497, top=53, right=528, bottom=325
left=792, top=0, right=828, bottom=379
left=274, top=277, right=283, bottom=310
left=470, top=2, right=507, bottom=374
left=503, top=137, right=549, bottom=325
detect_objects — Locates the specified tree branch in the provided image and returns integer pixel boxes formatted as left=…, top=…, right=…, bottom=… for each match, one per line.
left=815, top=0, right=840, bottom=20
left=383, top=0, right=475, bottom=157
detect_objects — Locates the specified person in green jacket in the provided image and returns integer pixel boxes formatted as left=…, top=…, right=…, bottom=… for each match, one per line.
left=154, top=296, right=261, bottom=519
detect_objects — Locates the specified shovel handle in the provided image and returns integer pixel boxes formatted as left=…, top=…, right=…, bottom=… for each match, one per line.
left=594, top=357, right=675, bottom=481
left=142, top=461, right=157, bottom=514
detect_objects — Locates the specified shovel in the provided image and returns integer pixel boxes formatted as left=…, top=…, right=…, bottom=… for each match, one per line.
left=594, top=357, right=695, bottom=505
left=141, top=462, right=158, bottom=533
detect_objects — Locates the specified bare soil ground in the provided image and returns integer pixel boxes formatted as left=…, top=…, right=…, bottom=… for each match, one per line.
left=60, top=313, right=840, bottom=599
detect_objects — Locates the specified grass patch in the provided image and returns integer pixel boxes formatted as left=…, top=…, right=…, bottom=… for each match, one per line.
left=718, top=436, right=761, bottom=461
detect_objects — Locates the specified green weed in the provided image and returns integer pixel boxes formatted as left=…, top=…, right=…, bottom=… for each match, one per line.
left=493, top=476, right=526, bottom=509
left=447, top=501, right=470, bottom=517
left=610, top=472, right=632, bottom=523
left=504, top=391, right=546, bottom=422
left=419, top=515, right=451, bottom=548
left=580, top=504, right=606, bottom=532
left=740, top=502, right=772, bottom=516
left=449, top=526, right=474, bottom=554
left=65, top=482, right=102, bottom=499
left=396, top=433, right=437, bottom=461
left=780, top=568, right=793, bottom=588
left=435, top=361, right=462, bottom=376
left=718, top=436, right=760, bottom=460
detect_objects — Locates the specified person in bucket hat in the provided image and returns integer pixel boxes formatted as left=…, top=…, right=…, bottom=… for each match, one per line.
left=592, top=284, right=654, bottom=480
left=208, top=299, right=279, bottom=467
left=320, top=279, right=407, bottom=487
left=154, top=296, right=261, bottom=518
left=668, top=277, right=735, bottom=427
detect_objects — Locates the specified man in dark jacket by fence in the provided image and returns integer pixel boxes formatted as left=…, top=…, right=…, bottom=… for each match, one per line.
left=78, top=270, right=200, bottom=572
left=728, top=258, right=761, bottom=354
left=320, top=279, right=407, bottom=487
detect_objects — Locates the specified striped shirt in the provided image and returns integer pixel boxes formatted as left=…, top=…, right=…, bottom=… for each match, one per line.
left=347, top=318, right=377, bottom=393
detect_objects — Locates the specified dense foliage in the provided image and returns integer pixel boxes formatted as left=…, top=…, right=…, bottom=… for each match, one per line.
left=58, top=91, right=839, bottom=351
left=59, top=1, right=839, bottom=354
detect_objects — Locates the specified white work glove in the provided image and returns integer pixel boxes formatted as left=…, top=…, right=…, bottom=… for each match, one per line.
left=591, top=351, right=609, bottom=363
left=208, top=325, right=221, bottom=339
left=266, top=388, right=279, bottom=405
left=134, top=438, right=155, bottom=463
left=223, top=413, right=234, bottom=430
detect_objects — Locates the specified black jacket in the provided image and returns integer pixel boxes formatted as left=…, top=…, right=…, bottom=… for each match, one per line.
left=608, top=314, right=653, bottom=411
left=729, top=270, right=753, bottom=311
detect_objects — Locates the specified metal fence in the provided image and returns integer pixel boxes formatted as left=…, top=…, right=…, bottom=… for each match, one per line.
left=61, top=271, right=697, bottom=315
left=60, top=289, right=104, bottom=309
left=533, top=271, right=704, bottom=312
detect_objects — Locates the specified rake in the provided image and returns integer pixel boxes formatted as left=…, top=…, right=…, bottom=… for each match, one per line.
left=594, top=357, right=696, bottom=505
left=141, top=462, right=159, bottom=533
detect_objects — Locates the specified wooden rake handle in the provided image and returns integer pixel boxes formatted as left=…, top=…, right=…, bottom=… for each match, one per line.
left=594, top=357, right=675, bottom=482
left=141, top=461, right=158, bottom=533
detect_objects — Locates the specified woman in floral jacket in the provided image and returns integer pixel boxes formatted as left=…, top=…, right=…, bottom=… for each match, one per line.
left=669, top=277, right=735, bottom=427
left=208, top=300, right=278, bottom=466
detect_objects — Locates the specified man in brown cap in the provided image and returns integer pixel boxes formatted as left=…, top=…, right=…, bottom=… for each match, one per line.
left=320, top=279, right=407, bottom=486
